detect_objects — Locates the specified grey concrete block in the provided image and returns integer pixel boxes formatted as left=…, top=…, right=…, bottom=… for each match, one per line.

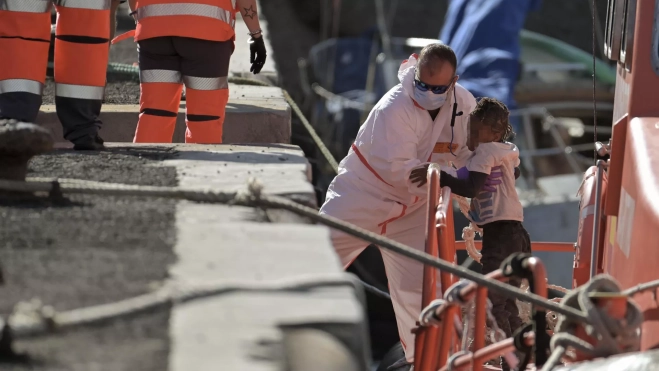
left=134, top=143, right=371, bottom=371
left=36, top=85, right=291, bottom=145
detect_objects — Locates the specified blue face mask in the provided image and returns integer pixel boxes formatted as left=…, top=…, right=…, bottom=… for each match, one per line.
left=413, top=86, right=448, bottom=110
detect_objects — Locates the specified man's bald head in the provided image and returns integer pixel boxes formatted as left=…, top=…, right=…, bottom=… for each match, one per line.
left=416, top=43, right=458, bottom=87
left=418, top=43, right=457, bottom=74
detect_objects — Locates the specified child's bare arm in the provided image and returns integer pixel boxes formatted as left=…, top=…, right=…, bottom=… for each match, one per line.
left=439, top=170, right=488, bottom=198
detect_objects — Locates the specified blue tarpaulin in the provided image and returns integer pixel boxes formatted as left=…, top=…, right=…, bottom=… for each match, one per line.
left=439, top=0, right=542, bottom=133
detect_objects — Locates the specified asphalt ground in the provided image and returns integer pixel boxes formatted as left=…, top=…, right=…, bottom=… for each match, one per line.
left=0, top=147, right=178, bottom=371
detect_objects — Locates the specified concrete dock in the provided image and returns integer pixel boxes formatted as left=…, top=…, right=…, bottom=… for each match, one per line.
left=2, top=4, right=370, bottom=370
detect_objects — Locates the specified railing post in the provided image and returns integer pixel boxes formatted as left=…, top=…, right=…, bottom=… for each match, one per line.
left=416, top=166, right=464, bottom=371
left=415, top=165, right=442, bottom=371
left=435, top=185, right=459, bottom=369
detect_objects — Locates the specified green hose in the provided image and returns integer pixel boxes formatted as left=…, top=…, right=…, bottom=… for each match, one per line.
left=520, top=30, right=617, bottom=86
left=107, top=62, right=140, bottom=75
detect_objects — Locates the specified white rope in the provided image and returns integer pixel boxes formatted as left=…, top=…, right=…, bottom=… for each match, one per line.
left=453, top=194, right=483, bottom=263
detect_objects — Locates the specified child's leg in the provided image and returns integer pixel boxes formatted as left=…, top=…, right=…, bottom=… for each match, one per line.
left=481, top=221, right=528, bottom=338
left=482, top=222, right=530, bottom=371
left=507, top=225, right=533, bottom=334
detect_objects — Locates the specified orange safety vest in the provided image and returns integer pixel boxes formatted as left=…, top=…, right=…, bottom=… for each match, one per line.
left=134, top=0, right=238, bottom=42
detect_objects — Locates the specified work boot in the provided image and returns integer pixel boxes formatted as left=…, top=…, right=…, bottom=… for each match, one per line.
left=73, top=135, right=105, bottom=151
left=387, top=357, right=413, bottom=371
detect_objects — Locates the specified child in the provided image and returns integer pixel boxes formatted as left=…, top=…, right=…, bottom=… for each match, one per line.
left=438, top=97, right=531, bottom=370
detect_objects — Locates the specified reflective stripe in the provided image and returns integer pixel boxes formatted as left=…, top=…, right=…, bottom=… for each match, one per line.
left=183, top=76, right=228, bottom=91
left=140, top=69, right=183, bottom=84
left=231, top=0, right=236, bottom=9
left=53, top=0, right=111, bottom=10
left=0, top=79, right=43, bottom=95
left=56, top=84, right=105, bottom=100
left=351, top=143, right=394, bottom=187
left=0, top=0, right=51, bottom=13
left=580, top=204, right=596, bottom=219
left=136, top=3, right=233, bottom=26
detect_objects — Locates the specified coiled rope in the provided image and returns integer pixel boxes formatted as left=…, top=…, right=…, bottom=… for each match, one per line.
left=541, top=275, right=644, bottom=371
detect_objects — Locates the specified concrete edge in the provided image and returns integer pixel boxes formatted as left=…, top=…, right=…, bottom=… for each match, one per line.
left=164, top=143, right=369, bottom=370
left=36, top=85, right=292, bottom=144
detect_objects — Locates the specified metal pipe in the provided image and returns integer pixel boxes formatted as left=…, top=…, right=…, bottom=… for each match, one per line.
left=590, top=159, right=606, bottom=278
left=524, top=257, right=549, bottom=299
left=361, top=33, right=381, bottom=124
left=415, top=165, right=442, bottom=371
left=509, top=102, right=614, bottom=115
left=472, top=286, right=488, bottom=371
left=437, top=305, right=459, bottom=369
left=455, top=241, right=575, bottom=253
left=373, top=0, right=397, bottom=89
left=431, top=271, right=507, bottom=323
left=458, top=271, right=508, bottom=303
left=436, top=186, right=456, bottom=291
left=545, top=118, right=583, bottom=174
left=518, top=142, right=597, bottom=159
left=521, top=111, right=538, bottom=188
left=439, top=333, right=535, bottom=371
left=435, top=182, right=457, bottom=369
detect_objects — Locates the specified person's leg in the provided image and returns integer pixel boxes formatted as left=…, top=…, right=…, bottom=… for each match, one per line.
left=378, top=202, right=436, bottom=363
left=174, top=37, right=232, bottom=144
left=53, top=1, right=110, bottom=149
left=133, top=37, right=183, bottom=143
left=481, top=221, right=528, bottom=371
left=481, top=223, right=511, bottom=336
left=507, top=224, right=533, bottom=335
left=0, top=2, right=50, bottom=122
left=318, top=178, right=381, bottom=267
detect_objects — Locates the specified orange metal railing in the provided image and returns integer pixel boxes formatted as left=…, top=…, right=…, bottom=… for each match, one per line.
left=455, top=241, right=575, bottom=253
left=414, top=166, right=554, bottom=371
left=414, top=164, right=442, bottom=370
left=414, top=166, right=460, bottom=371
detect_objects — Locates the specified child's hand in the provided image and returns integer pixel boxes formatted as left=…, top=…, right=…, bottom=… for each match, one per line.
left=483, top=166, right=503, bottom=192
left=409, top=164, right=430, bottom=187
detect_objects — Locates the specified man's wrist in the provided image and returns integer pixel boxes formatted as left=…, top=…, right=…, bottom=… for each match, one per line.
left=248, top=29, right=263, bottom=38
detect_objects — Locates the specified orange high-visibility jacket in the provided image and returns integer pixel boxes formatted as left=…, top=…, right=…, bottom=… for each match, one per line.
left=134, top=0, right=238, bottom=42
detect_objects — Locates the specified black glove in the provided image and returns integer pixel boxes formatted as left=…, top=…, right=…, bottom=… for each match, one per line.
left=249, top=36, right=267, bottom=74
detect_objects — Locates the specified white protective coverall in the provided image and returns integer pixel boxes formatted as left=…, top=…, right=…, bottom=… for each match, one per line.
left=319, top=53, right=477, bottom=361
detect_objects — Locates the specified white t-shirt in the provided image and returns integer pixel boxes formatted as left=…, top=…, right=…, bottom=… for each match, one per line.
left=465, top=142, right=523, bottom=225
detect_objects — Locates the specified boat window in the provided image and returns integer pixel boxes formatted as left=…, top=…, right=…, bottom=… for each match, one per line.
left=604, top=0, right=625, bottom=61
left=620, top=0, right=636, bottom=72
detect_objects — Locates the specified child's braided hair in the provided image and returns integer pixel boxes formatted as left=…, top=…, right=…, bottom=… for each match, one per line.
left=470, top=97, right=514, bottom=141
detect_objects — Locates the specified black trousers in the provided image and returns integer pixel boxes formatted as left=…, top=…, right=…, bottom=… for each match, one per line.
left=480, top=220, right=532, bottom=338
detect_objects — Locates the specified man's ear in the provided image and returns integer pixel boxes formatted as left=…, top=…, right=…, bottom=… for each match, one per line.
left=454, top=75, right=460, bottom=83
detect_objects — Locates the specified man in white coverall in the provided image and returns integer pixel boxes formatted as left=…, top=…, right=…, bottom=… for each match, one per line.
left=319, top=43, right=505, bottom=366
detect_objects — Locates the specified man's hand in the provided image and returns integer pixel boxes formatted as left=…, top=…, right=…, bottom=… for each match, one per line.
left=483, top=165, right=503, bottom=192
left=409, top=164, right=430, bottom=187
left=249, top=36, right=267, bottom=74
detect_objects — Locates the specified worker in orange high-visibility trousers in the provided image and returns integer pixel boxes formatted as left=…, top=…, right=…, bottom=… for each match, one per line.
left=128, top=0, right=267, bottom=144
left=0, top=0, right=122, bottom=150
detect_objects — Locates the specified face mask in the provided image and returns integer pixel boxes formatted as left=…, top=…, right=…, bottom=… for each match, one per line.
left=413, top=85, right=448, bottom=110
